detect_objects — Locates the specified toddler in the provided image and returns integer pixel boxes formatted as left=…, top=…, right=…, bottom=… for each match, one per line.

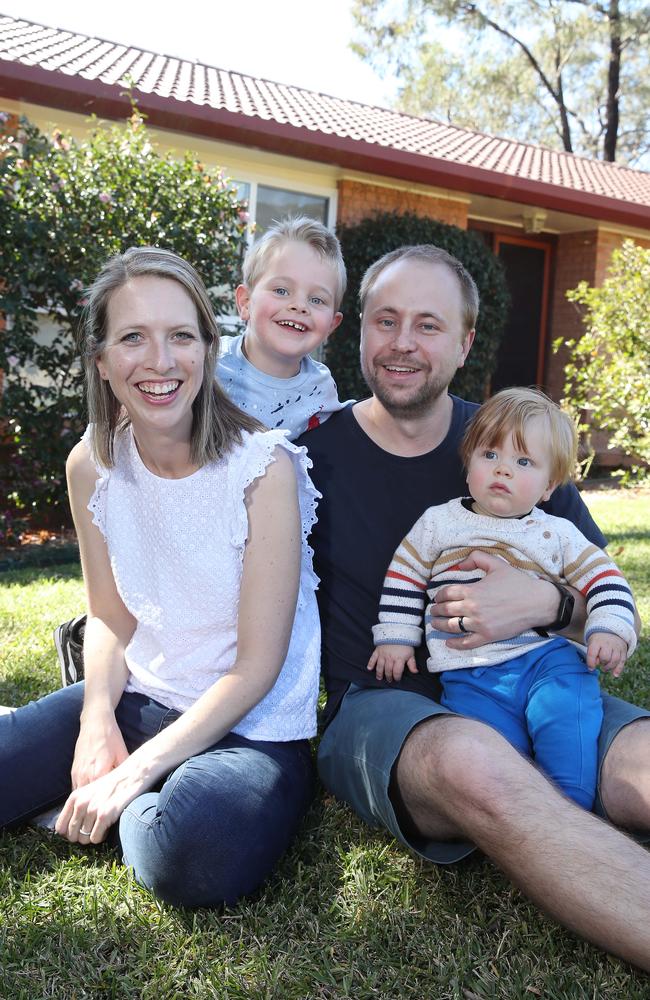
left=369, top=388, right=637, bottom=809
left=217, top=216, right=348, bottom=439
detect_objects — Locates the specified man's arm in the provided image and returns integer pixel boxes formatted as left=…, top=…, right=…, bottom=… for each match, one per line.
left=432, top=550, right=587, bottom=649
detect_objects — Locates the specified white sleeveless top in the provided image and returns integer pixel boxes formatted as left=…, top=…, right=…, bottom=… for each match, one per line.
left=83, top=425, right=321, bottom=740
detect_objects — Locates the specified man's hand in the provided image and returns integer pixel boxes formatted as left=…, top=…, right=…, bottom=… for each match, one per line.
left=368, top=644, right=417, bottom=683
left=432, top=551, right=560, bottom=650
left=71, top=711, right=129, bottom=789
left=587, top=632, right=628, bottom=676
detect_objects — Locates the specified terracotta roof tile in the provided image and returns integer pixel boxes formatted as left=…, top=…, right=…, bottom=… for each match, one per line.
left=1, top=13, right=649, bottom=210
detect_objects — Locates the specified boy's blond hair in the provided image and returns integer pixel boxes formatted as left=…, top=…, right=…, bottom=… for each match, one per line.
left=242, top=216, right=347, bottom=307
left=461, top=387, right=578, bottom=485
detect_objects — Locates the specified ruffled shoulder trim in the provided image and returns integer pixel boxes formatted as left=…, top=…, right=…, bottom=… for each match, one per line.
left=230, top=430, right=321, bottom=588
left=80, top=425, right=108, bottom=537
left=81, top=424, right=127, bottom=539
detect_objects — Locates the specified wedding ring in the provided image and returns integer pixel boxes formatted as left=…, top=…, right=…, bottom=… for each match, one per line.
left=79, top=828, right=92, bottom=836
left=458, top=616, right=468, bottom=633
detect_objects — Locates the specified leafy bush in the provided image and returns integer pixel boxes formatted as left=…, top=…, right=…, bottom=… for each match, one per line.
left=0, top=108, right=247, bottom=530
left=326, top=212, right=510, bottom=401
left=557, top=240, right=650, bottom=482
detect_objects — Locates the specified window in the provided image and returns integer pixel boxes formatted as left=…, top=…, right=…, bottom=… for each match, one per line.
left=232, top=180, right=334, bottom=238
left=254, top=185, right=328, bottom=236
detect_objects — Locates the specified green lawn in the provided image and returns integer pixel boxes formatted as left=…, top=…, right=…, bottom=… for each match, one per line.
left=1, top=492, right=649, bottom=999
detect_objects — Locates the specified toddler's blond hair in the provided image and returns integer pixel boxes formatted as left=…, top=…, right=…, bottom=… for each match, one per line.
left=461, top=387, right=578, bottom=485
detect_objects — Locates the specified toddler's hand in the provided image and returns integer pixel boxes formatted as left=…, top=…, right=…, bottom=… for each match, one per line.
left=586, top=632, right=628, bottom=677
left=367, top=644, right=417, bottom=683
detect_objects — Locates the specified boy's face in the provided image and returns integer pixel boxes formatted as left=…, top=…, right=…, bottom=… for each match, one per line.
left=235, top=241, right=343, bottom=377
left=467, top=416, right=556, bottom=518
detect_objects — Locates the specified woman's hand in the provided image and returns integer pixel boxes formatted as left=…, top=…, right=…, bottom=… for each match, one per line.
left=71, top=710, right=129, bottom=789
left=55, top=756, right=144, bottom=844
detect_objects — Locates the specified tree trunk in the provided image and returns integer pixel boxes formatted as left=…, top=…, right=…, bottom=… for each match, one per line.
left=604, top=0, right=621, bottom=161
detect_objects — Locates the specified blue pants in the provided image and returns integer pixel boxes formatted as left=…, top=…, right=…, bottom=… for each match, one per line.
left=439, top=638, right=603, bottom=810
left=0, top=684, right=313, bottom=908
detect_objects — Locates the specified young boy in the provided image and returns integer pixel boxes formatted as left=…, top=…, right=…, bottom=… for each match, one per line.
left=369, top=388, right=637, bottom=809
left=217, top=216, right=348, bottom=439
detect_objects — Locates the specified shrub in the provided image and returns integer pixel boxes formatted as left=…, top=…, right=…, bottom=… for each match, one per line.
left=0, top=108, right=247, bottom=529
left=558, top=240, right=650, bottom=482
left=326, top=212, right=510, bottom=401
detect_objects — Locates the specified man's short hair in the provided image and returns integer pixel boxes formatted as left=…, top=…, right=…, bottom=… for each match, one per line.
left=461, top=387, right=578, bottom=485
left=242, top=215, right=347, bottom=307
left=359, top=245, right=480, bottom=332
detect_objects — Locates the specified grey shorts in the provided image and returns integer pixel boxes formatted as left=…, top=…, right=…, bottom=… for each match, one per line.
left=317, top=684, right=650, bottom=864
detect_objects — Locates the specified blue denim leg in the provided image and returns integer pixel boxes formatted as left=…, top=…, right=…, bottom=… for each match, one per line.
left=0, top=686, right=177, bottom=828
left=0, top=686, right=313, bottom=907
left=119, top=734, right=314, bottom=908
left=0, top=683, right=85, bottom=826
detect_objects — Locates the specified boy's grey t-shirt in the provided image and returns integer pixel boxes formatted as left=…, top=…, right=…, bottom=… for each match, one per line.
left=216, top=333, right=349, bottom=441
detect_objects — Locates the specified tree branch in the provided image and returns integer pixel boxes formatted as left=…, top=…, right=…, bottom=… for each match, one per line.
left=461, top=2, right=573, bottom=150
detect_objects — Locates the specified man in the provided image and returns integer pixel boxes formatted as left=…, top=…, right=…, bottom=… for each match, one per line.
left=299, top=245, right=650, bottom=969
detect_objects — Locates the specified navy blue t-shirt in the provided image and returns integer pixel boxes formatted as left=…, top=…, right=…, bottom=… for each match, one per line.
left=298, top=398, right=607, bottom=725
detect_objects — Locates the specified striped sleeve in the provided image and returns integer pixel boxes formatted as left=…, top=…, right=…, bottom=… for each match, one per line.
left=561, top=528, right=637, bottom=656
left=372, top=511, right=436, bottom=648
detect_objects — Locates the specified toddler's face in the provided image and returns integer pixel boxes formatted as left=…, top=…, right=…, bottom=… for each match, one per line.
left=236, top=241, right=342, bottom=377
left=467, top=416, right=556, bottom=518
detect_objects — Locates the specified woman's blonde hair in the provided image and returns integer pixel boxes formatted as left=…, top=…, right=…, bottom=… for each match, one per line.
left=81, top=246, right=263, bottom=467
left=461, top=387, right=578, bottom=485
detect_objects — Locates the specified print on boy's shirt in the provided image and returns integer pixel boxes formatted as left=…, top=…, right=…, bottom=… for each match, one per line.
left=216, top=333, right=351, bottom=440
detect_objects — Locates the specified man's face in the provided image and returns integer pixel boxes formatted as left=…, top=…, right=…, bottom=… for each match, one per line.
left=360, top=258, right=474, bottom=417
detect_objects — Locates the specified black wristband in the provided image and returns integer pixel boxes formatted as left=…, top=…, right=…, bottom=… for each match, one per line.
left=543, top=582, right=575, bottom=632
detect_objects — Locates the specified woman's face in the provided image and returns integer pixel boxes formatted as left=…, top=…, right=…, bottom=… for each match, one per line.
left=96, top=275, right=207, bottom=439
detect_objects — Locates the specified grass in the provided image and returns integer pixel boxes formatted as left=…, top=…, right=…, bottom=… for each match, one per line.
left=1, top=492, right=649, bottom=999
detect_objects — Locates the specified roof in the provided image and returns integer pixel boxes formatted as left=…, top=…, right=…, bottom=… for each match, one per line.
left=2, top=12, right=650, bottom=229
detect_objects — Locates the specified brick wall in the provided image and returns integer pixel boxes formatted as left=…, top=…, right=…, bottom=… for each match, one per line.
left=545, top=231, right=598, bottom=400
left=595, top=229, right=650, bottom=284
left=337, top=178, right=468, bottom=229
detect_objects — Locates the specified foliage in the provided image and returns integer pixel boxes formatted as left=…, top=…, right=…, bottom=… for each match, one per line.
left=1, top=487, right=650, bottom=996
left=557, top=240, right=650, bottom=482
left=0, top=108, right=247, bottom=529
left=351, top=0, right=650, bottom=164
left=326, top=212, right=509, bottom=402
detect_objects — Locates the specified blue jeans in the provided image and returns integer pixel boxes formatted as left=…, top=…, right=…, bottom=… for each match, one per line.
left=0, top=684, right=314, bottom=908
left=440, top=638, right=603, bottom=809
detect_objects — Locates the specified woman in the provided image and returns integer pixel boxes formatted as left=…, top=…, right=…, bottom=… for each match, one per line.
left=0, top=247, right=319, bottom=907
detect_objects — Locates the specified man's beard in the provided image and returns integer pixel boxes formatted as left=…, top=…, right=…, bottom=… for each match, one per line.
left=361, top=355, right=450, bottom=418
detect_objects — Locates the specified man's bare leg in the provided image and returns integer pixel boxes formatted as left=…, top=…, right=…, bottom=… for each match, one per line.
left=396, top=716, right=650, bottom=971
left=601, top=718, right=650, bottom=831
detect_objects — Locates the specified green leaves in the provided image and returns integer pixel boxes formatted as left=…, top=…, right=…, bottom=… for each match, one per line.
left=0, top=111, right=247, bottom=529
left=559, top=240, right=650, bottom=481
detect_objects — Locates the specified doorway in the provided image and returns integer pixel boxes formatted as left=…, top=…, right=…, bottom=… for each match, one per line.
left=491, top=236, right=551, bottom=393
